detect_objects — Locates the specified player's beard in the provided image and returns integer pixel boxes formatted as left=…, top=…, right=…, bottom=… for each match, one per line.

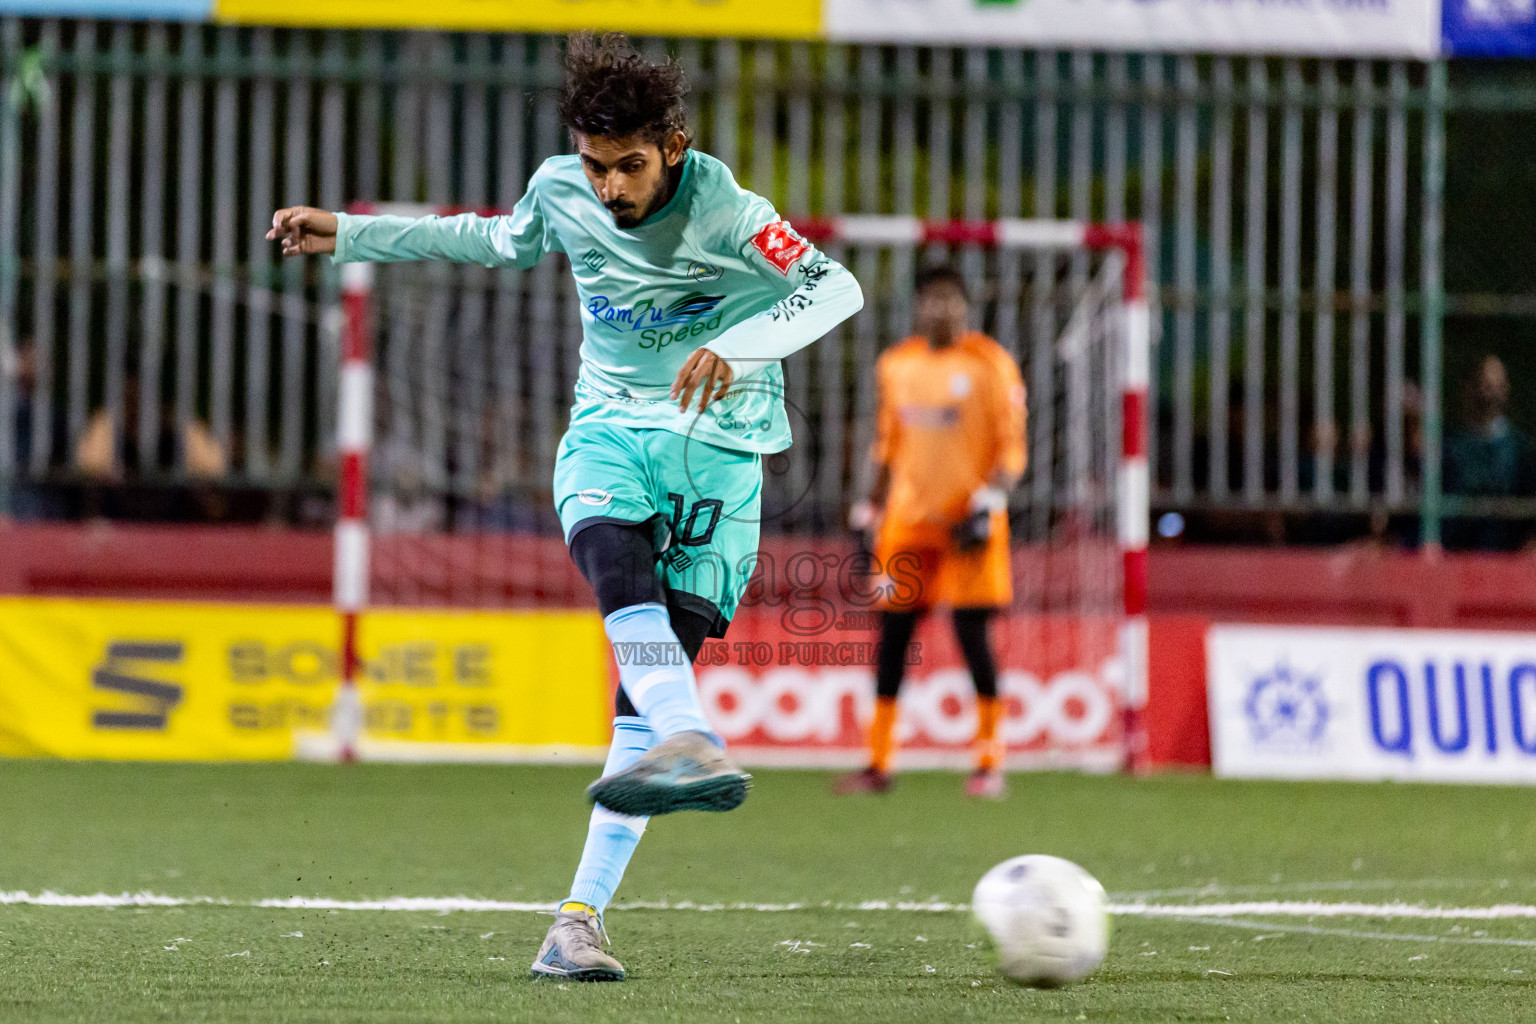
left=605, top=175, right=669, bottom=229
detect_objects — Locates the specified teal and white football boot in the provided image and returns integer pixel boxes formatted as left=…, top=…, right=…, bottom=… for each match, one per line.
left=586, top=730, right=750, bottom=817
left=530, top=903, right=625, bottom=982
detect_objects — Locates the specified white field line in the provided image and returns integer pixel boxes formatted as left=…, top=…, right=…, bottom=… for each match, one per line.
left=1111, top=878, right=1523, bottom=902
left=1121, top=901, right=1536, bottom=921
left=1178, top=914, right=1536, bottom=948
left=5, top=891, right=1536, bottom=922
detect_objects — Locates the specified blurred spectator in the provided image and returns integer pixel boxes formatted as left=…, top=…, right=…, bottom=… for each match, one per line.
left=462, top=404, right=541, bottom=533
left=1443, top=354, right=1536, bottom=551
left=1360, top=381, right=1426, bottom=549
left=370, top=431, right=446, bottom=534
left=74, top=370, right=228, bottom=522
left=76, top=373, right=226, bottom=481
left=6, top=337, right=66, bottom=521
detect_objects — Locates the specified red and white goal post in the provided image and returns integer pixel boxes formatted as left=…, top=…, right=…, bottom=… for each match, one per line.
left=327, top=206, right=1148, bottom=771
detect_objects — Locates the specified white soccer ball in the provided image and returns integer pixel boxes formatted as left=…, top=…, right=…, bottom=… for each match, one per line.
left=971, top=854, right=1110, bottom=987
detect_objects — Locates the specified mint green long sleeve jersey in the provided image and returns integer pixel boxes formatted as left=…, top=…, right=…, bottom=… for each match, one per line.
left=332, top=150, right=864, bottom=455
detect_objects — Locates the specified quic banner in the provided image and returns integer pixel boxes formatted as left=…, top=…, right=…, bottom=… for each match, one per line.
left=694, top=605, right=1127, bottom=769
left=824, top=0, right=1441, bottom=56
left=1209, top=624, right=1536, bottom=784
left=0, top=598, right=609, bottom=761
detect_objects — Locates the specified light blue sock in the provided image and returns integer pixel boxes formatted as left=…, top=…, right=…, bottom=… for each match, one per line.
left=567, top=717, right=654, bottom=912
left=603, top=602, right=717, bottom=741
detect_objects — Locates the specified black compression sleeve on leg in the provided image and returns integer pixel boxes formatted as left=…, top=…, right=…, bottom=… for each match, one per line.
left=875, top=610, right=923, bottom=700
left=569, top=520, right=666, bottom=617
left=953, top=607, right=999, bottom=700
left=570, top=521, right=666, bottom=721
left=614, top=688, right=640, bottom=718
left=668, top=605, right=715, bottom=664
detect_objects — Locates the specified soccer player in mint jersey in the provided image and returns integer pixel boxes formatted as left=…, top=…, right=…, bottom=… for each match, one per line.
left=267, top=33, right=863, bottom=982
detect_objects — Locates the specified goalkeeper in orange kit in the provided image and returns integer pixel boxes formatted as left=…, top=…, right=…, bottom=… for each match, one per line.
left=835, top=265, right=1027, bottom=800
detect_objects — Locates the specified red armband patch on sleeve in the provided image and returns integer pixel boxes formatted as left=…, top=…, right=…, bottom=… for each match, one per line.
left=751, top=220, right=811, bottom=276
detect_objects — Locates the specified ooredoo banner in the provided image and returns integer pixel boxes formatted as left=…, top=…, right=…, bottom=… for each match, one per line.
left=696, top=605, right=1127, bottom=769
left=1208, top=624, right=1536, bottom=784
left=0, top=598, right=609, bottom=761
left=825, top=0, right=1441, bottom=57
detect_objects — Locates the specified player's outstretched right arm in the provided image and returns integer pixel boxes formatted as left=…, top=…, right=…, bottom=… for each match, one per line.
left=268, top=177, right=554, bottom=269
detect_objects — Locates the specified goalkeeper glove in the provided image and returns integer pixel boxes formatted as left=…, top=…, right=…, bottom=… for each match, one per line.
left=952, top=486, right=1007, bottom=552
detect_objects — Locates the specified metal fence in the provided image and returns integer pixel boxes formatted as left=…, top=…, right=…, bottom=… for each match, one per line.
left=0, top=17, right=1496, bottom=541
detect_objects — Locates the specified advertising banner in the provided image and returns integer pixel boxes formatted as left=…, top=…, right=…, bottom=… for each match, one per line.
left=825, top=0, right=1441, bottom=57
left=212, top=0, right=822, bottom=38
left=0, top=598, right=609, bottom=761
left=0, top=0, right=210, bottom=15
left=1442, top=0, right=1536, bottom=54
left=1208, top=624, right=1536, bottom=784
left=695, top=605, right=1126, bottom=769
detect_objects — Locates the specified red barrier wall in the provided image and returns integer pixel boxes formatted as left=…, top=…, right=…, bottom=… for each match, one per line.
left=8, top=525, right=1535, bottom=625
left=1146, top=616, right=1213, bottom=768
left=1151, top=545, right=1536, bottom=630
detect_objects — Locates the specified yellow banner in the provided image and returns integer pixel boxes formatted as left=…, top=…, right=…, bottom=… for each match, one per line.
left=0, top=598, right=610, bottom=761
left=214, top=0, right=822, bottom=38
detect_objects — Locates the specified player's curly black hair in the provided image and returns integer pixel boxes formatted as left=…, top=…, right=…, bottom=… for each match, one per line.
left=559, top=32, right=692, bottom=150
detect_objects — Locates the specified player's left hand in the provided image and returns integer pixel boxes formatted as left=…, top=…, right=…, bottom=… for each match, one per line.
left=671, top=349, right=734, bottom=414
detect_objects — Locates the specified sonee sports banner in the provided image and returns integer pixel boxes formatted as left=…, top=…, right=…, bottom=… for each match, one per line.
left=0, top=598, right=610, bottom=761
left=1209, top=624, right=1536, bottom=784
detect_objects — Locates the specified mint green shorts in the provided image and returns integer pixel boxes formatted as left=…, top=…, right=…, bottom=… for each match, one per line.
left=553, top=417, right=763, bottom=632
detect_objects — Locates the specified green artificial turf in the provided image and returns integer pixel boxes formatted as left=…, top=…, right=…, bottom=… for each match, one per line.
left=1, top=762, right=1533, bottom=1023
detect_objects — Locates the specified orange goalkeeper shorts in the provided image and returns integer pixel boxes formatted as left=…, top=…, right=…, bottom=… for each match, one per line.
left=873, top=512, right=1013, bottom=612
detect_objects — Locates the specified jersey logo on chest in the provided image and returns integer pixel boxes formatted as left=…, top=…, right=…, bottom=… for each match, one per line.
left=580, top=248, right=607, bottom=273
left=586, top=291, right=729, bottom=352
left=586, top=292, right=725, bottom=332
left=898, top=405, right=962, bottom=429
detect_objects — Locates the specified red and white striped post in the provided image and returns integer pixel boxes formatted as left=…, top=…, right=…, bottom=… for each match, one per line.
left=332, top=259, right=374, bottom=762
left=1087, top=224, right=1151, bottom=773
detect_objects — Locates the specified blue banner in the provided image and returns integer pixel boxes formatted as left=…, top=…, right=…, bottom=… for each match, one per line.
left=0, top=0, right=211, bottom=17
left=1210, top=624, right=1536, bottom=784
left=1443, top=0, right=1536, bottom=54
